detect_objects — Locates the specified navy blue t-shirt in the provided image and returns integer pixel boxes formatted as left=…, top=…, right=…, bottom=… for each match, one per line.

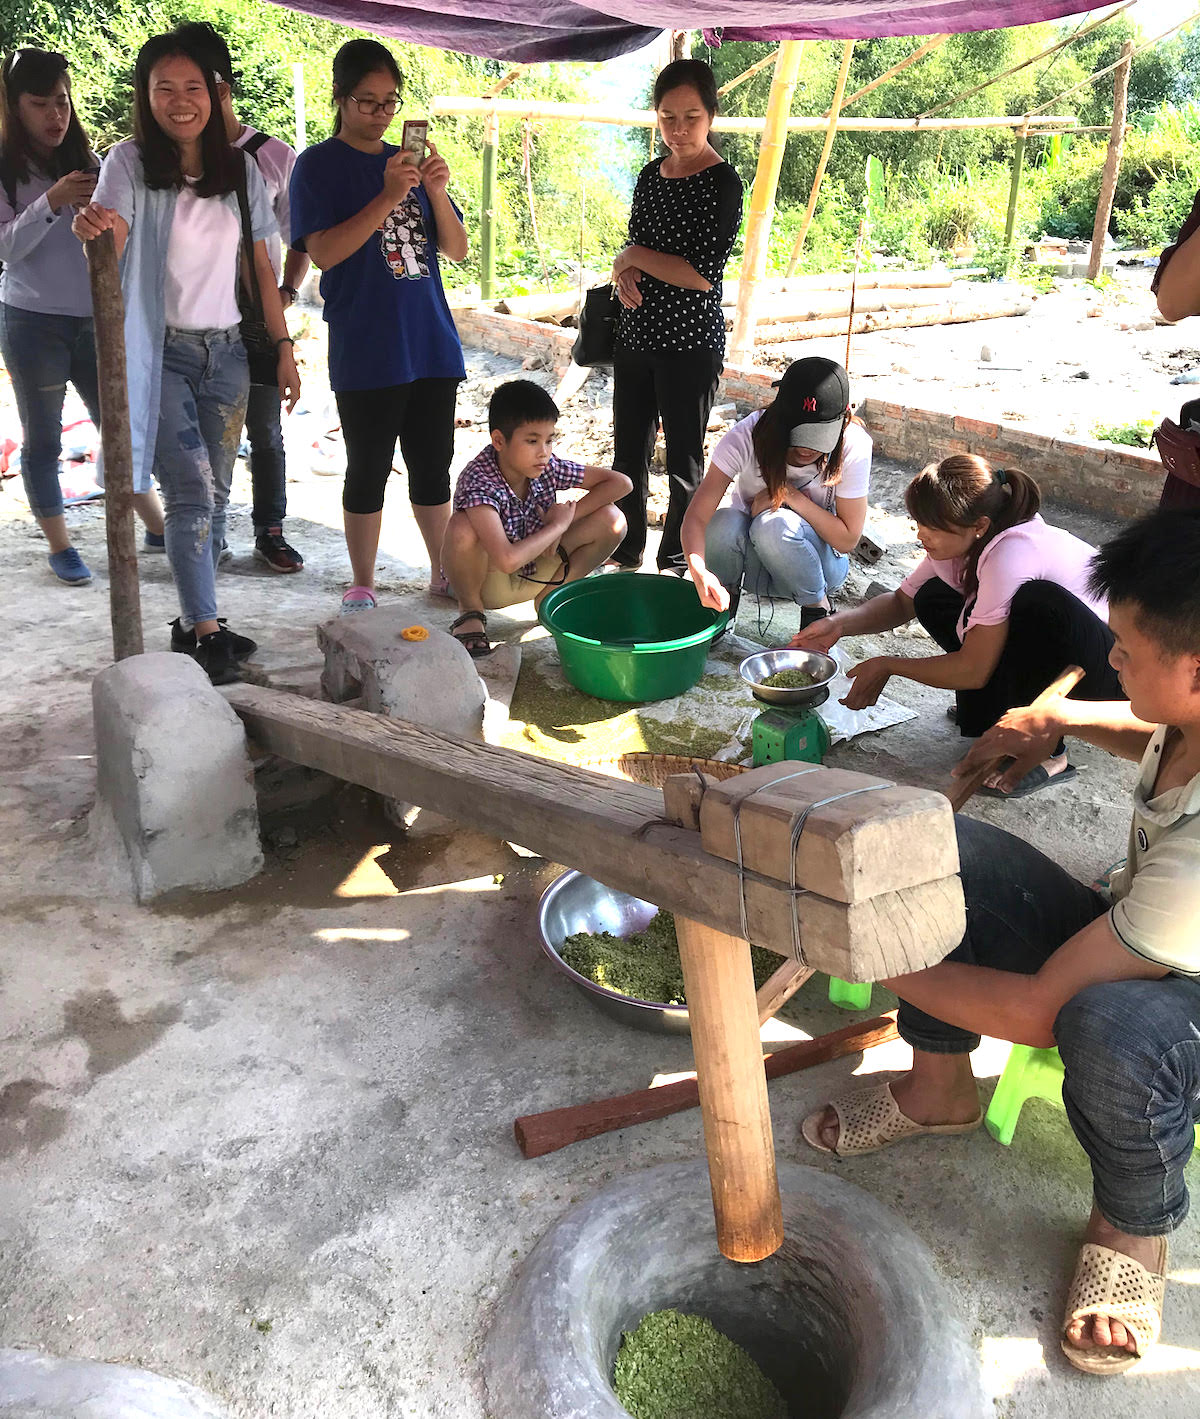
left=289, top=137, right=466, bottom=392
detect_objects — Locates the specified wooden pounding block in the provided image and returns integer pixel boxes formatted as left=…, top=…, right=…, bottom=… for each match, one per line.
left=662, top=771, right=720, bottom=832
left=698, top=762, right=958, bottom=904
left=740, top=872, right=966, bottom=981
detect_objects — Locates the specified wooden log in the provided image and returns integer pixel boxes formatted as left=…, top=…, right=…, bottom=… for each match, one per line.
left=223, top=685, right=960, bottom=980
left=786, top=40, right=855, bottom=276
left=675, top=914, right=783, bottom=1262
left=1087, top=41, right=1132, bottom=282
left=754, top=295, right=1033, bottom=344
left=720, top=270, right=983, bottom=305
left=496, top=278, right=604, bottom=320
left=696, top=762, right=959, bottom=903
left=946, top=666, right=1085, bottom=812
left=85, top=229, right=143, bottom=662
left=729, top=42, right=805, bottom=366
left=729, top=287, right=953, bottom=326
left=513, top=1012, right=899, bottom=1158
left=755, top=960, right=814, bottom=1022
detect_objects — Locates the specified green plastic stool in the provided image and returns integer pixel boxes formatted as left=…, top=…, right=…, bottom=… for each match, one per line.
left=828, top=977, right=872, bottom=1011
left=986, top=1043, right=1200, bottom=1150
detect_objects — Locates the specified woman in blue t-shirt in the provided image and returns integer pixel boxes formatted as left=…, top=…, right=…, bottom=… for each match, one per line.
left=290, top=38, right=468, bottom=614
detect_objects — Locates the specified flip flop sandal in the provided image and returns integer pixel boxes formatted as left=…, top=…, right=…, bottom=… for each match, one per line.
left=800, top=1081, right=982, bottom=1158
left=450, top=610, right=492, bottom=660
left=428, top=569, right=454, bottom=599
left=1060, top=1237, right=1167, bottom=1375
left=978, top=761, right=1078, bottom=800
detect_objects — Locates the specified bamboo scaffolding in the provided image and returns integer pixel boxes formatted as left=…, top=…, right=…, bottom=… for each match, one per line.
left=841, top=35, right=948, bottom=110
left=481, top=65, right=525, bottom=99
left=729, top=42, right=805, bottom=366
left=718, top=46, right=781, bottom=97
left=786, top=40, right=855, bottom=276
left=1088, top=41, right=1133, bottom=281
left=919, top=0, right=1135, bottom=118
left=429, top=95, right=1076, bottom=133
left=1027, top=10, right=1200, bottom=119
left=727, top=287, right=954, bottom=326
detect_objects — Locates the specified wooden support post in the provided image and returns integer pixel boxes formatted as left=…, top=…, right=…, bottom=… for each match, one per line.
left=786, top=41, right=855, bottom=277
left=674, top=914, right=784, bottom=1263
left=729, top=41, right=805, bottom=366
left=86, top=230, right=142, bottom=662
left=1003, top=126, right=1028, bottom=269
left=1087, top=40, right=1133, bottom=281
left=480, top=110, right=499, bottom=300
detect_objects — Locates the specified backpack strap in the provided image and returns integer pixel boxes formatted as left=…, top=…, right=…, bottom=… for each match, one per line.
left=241, top=130, right=271, bottom=165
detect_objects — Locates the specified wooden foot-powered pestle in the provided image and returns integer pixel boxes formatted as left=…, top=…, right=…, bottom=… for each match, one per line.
left=945, top=666, right=1086, bottom=812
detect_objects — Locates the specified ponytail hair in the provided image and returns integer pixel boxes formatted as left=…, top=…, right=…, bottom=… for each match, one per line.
left=750, top=403, right=855, bottom=510
left=904, top=453, right=1040, bottom=600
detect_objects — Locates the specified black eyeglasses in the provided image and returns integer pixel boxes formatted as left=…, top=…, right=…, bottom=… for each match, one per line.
left=346, top=94, right=398, bottom=117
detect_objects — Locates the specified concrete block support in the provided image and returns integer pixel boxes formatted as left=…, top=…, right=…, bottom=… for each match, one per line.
left=92, top=653, right=262, bottom=901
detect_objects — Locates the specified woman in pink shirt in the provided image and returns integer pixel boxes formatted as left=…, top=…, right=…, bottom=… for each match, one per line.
left=794, top=453, right=1123, bottom=798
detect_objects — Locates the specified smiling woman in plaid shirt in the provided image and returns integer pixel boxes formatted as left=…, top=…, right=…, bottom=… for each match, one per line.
left=442, top=380, right=630, bottom=658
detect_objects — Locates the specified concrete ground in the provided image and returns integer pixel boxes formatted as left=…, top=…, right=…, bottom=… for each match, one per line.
left=1, top=347, right=1198, bottom=1418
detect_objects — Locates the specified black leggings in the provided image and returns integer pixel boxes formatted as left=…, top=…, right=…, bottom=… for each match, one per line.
left=913, top=577, right=1124, bottom=740
left=611, top=345, right=723, bottom=569
left=337, top=377, right=460, bottom=513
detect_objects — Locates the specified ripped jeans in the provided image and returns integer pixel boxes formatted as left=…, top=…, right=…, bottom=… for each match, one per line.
left=153, top=327, right=249, bottom=629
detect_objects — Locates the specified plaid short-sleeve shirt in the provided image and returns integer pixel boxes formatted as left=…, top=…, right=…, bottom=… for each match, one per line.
left=453, top=445, right=586, bottom=576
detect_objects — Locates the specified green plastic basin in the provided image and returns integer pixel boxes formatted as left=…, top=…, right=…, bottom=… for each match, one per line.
left=538, top=574, right=729, bottom=703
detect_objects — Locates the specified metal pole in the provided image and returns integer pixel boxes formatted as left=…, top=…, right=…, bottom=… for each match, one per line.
left=1003, top=127, right=1028, bottom=270
left=480, top=109, right=499, bottom=300
left=85, top=230, right=142, bottom=661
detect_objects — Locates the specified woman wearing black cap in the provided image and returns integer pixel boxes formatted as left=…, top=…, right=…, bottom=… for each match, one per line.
left=681, top=355, right=870, bottom=626
left=609, top=58, right=743, bottom=572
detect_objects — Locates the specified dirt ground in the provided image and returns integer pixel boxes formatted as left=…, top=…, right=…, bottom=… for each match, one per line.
left=0, top=300, right=1197, bottom=1418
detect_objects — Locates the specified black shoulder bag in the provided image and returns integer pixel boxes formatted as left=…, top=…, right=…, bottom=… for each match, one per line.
left=233, top=145, right=280, bottom=388
left=571, top=283, right=620, bottom=367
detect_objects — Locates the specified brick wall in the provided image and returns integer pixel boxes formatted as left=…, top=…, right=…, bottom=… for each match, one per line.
left=453, top=308, right=1163, bottom=520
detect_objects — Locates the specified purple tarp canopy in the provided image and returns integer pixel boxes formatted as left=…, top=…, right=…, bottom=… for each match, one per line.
left=272, top=0, right=1103, bottom=63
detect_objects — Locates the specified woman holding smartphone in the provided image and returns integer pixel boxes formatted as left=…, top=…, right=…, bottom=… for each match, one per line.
left=73, top=26, right=298, bottom=684
left=0, top=47, right=163, bottom=584
left=289, top=38, right=468, bottom=614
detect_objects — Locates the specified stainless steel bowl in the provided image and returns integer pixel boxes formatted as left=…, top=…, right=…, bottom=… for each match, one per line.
left=739, top=648, right=837, bottom=707
left=538, top=869, right=691, bottom=1035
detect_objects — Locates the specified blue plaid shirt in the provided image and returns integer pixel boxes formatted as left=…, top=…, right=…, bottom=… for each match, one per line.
left=453, top=445, right=585, bottom=576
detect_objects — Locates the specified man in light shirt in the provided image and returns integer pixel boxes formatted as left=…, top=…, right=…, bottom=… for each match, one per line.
left=181, top=22, right=309, bottom=573
left=803, top=508, right=1200, bottom=1376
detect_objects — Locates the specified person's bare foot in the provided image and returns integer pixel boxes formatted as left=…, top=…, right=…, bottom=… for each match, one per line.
left=811, top=1057, right=980, bottom=1151
left=982, top=749, right=1069, bottom=792
left=1063, top=1204, right=1166, bottom=1358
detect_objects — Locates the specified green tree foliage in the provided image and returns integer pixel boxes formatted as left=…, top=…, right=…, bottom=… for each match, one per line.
left=0, top=0, right=635, bottom=289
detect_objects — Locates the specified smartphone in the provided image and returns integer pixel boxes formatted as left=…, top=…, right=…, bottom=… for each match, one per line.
left=400, top=118, right=428, bottom=164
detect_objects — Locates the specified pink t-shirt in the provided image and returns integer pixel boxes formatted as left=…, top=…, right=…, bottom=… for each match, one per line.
left=899, top=515, right=1106, bottom=641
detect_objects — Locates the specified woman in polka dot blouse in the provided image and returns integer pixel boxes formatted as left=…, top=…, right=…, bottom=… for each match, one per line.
left=609, top=58, right=743, bottom=572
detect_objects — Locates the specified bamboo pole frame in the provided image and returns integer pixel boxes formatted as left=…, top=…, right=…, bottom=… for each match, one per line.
left=1087, top=40, right=1133, bottom=281
left=841, top=34, right=948, bottom=110
left=1027, top=10, right=1200, bottom=119
left=718, top=46, right=781, bottom=98
left=785, top=40, right=855, bottom=276
left=429, top=94, right=1076, bottom=133
left=480, top=109, right=499, bottom=300
left=729, top=41, right=805, bottom=366
left=919, top=0, right=1135, bottom=117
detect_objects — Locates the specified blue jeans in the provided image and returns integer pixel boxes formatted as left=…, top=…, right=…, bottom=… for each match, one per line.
left=0, top=303, right=100, bottom=519
left=705, top=505, right=849, bottom=605
left=902, top=816, right=1200, bottom=1236
left=245, top=379, right=286, bottom=533
left=152, top=327, right=248, bottom=629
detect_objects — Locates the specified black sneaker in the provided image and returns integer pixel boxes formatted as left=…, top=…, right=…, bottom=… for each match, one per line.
left=193, top=629, right=242, bottom=686
left=254, top=528, right=304, bottom=573
left=170, top=618, right=257, bottom=661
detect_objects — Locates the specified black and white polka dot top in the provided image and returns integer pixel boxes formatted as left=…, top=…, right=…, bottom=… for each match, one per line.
left=616, top=156, right=743, bottom=356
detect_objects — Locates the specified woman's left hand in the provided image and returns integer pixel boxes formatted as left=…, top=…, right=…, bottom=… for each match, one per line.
left=749, top=490, right=772, bottom=517
left=611, top=245, right=636, bottom=277
left=614, top=267, right=642, bottom=309
left=419, top=142, right=450, bottom=195
left=841, top=656, right=894, bottom=710
left=277, top=348, right=301, bottom=414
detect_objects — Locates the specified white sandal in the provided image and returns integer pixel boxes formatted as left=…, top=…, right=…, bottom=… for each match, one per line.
left=800, top=1081, right=982, bottom=1158
left=1060, top=1238, right=1167, bottom=1375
